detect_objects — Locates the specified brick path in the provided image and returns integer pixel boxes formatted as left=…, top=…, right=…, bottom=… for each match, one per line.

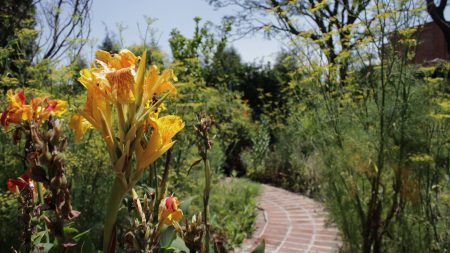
left=235, top=185, right=341, bottom=253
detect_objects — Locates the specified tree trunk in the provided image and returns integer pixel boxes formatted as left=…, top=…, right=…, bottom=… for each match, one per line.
left=426, top=0, right=450, bottom=59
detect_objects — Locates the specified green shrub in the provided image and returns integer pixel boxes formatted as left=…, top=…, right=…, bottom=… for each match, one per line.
left=175, top=172, right=260, bottom=251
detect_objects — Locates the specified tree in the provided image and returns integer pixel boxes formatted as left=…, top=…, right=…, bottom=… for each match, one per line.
left=36, top=0, right=92, bottom=61
left=207, top=0, right=373, bottom=83
left=426, top=0, right=450, bottom=58
left=98, top=32, right=120, bottom=54
left=0, top=0, right=37, bottom=90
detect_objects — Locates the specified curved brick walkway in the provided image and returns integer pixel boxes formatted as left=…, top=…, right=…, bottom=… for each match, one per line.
left=235, top=185, right=341, bottom=253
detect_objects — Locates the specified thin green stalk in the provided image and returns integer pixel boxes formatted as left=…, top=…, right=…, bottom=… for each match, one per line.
left=151, top=165, right=159, bottom=224
left=203, top=158, right=211, bottom=253
left=103, top=177, right=128, bottom=252
left=37, top=182, right=50, bottom=243
left=158, top=149, right=172, bottom=205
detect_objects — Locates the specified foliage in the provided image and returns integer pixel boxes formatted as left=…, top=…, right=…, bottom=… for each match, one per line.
left=176, top=174, right=260, bottom=252
left=3, top=0, right=449, bottom=252
left=235, top=1, right=449, bottom=252
left=0, top=0, right=37, bottom=91
left=168, top=17, right=254, bottom=177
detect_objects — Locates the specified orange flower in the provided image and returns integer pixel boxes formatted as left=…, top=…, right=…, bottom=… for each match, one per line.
left=158, top=196, right=183, bottom=225
left=1, top=90, right=67, bottom=128
left=7, top=170, right=39, bottom=201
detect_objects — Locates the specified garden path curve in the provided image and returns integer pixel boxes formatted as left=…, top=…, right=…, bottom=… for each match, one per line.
left=235, top=184, right=341, bottom=253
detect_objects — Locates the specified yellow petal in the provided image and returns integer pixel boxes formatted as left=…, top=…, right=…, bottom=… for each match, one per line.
left=117, top=49, right=138, bottom=68
left=95, top=50, right=112, bottom=65
left=52, top=100, right=68, bottom=116
left=106, top=68, right=136, bottom=104
left=142, top=65, right=159, bottom=103
left=136, top=115, right=183, bottom=170
left=69, top=114, right=92, bottom=143
left=155, top=81, right=176, bottom=98
left=157, top=115, right=185, bottom=143
left=142, top=67, right=177, bottom=104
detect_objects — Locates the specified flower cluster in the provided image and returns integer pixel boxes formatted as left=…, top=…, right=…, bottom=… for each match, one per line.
left=69, top=49, right=184, bottom=251
left=1, top=90, right=79, bottom=250
left=1, top=90, right=67, bottom=128
left=69, top=49, right=183, bottom=179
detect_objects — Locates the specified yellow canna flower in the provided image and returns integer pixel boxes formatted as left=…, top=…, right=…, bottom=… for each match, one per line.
left=72, top=49, right=184, bottom=253
left=142, top=66, right=177, bottom=106
left=158, top=196, right=183, bottom=225
left=105, top=68, right=136, bottom=104
left=94, top=50, right=139, bottom=104
left=135, top=115, right=184, bottom=170
left=70, top=68, right=114, bottom=148
left=96, top=49, right=138, bottom=69
left=69, top=114, right=92, bottom=143
left=82, top=87, right=113, bottom=147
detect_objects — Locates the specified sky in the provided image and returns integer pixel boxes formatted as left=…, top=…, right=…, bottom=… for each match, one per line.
left=88, top=0, right=282, bottom=63
left=88, top=1, right=450, bottom=64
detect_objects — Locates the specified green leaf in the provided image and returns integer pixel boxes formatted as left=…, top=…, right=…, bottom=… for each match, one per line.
left=63, top=226, right=79, bottom=236
left=170, top=236, right=190, bottom=253
left=33, top=243, right=54, bottom=253
left=72, top=229, right=91, bottom=242
left=159, top=226, right=177, bottom=248
left=251, top=240, right=265, bottom=253
left=158, top=248, right=176, bottom=253
left=32, top=230, right=48, bottom=244
left=179, top=196, right=196, bottom=215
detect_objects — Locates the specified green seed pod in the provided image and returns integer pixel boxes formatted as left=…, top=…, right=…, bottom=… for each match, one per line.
left=59, top=175, right=67, bottom=187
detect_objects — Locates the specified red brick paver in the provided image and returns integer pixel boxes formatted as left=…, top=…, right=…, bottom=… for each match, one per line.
left=235, top=185, right=341, bottom=253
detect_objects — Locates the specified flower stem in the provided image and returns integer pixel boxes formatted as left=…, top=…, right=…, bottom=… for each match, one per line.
left=158, top=149, right=172, bottom=205
left=37, top=182, right=50, bottom=243
left=103, top=176, right=127, bottom=252
left=203, top=158, right=211, bottom=253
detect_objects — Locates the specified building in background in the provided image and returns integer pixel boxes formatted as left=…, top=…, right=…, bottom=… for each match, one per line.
left=414, top=22, right=449, bottom=64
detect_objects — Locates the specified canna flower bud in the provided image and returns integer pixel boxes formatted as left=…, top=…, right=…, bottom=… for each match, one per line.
left=158, top=196, right=183, bottom=225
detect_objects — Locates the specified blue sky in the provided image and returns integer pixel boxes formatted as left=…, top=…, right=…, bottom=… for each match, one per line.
left=89, top=0, right=282, bottom=63
left=88, top=1, right=449, bottom=63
